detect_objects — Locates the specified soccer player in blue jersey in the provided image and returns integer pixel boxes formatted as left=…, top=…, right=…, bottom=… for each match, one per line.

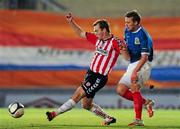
left=116, top=10, right=155, bottom=127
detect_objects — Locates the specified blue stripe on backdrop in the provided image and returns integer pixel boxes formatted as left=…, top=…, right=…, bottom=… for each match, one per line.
left=0, top=64, right=127, bottom=70
left=0, top=64, right=89, bottom=70
left=150, top=67, right=180, bottom=81
left=0, top=65, right=179, bottom=81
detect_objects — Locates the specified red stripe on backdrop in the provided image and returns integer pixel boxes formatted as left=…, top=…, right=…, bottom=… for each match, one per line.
left=154, top=39, right=180, bottom=50
left=0, top=70, right=179, bottom=89
left=0, top=32, right=94, bottom=50
left=0, top=32, right=180, bottom=50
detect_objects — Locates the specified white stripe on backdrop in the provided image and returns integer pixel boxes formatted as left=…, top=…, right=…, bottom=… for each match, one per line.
left=0, top=47, right=92, bottom=66
left=0, top=47, right=179, bottom=67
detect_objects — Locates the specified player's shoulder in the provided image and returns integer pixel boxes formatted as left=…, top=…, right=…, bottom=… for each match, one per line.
left=86, top=32, right=98, bottom=40
left=140, top=27, right=152, bottom=39
left=139, top=27, right=149, bottom=35
left=112, top=36, right=122, bottom=43
left=86, top=32, right=96, bottom=37
left=112, top=36, right=125, bottom=47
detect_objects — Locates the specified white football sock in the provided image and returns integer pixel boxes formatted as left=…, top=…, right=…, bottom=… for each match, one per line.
left=90, top=103, right=109, bottom=119
left=56, top=99, right=76, bottom=115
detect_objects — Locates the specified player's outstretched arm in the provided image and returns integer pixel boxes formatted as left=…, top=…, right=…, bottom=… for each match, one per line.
left=120, top=45, right=130, bottom=61
left=134, top=54, right=148, bottom=72
left=66, top=13, right=86, bottom=38
left=116, top=37, right=130, bottom=61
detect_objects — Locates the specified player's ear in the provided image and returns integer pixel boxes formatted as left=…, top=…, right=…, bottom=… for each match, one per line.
left=135, top=21, right=139, bottom=25
left=103, top=28, right=106, bottom=33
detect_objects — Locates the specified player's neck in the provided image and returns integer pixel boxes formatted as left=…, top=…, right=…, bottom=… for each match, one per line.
left=132, top=25, right=141, bottom=32
left=103, top=33, right=112, bottom=41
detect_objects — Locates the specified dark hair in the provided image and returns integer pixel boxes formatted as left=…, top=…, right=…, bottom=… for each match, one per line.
left=93, top=19, right=110, bottom=33
left=125, top=10, right=141, bottom=24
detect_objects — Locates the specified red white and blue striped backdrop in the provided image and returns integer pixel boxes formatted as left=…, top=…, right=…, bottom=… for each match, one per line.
left=0, top=10, right=179, bottom=88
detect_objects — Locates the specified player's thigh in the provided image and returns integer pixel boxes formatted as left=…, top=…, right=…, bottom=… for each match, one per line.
left=137, top=63, right=152, bottom=86
left=118, top=72, right=131, bottom=88
left=81, top=97, right=93, bottom=110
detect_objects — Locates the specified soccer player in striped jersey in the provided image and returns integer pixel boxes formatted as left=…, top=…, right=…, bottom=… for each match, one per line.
left=116, top=10, right=155, bottom=127
left=46, top=13, right=126, bottom=125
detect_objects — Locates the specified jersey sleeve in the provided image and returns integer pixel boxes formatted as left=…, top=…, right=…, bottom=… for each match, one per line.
left=86, top=32, right=98, bottom=45
left=112, top=39, right=121, bottom=54
left=124, top=27, right=128, bottom=41
left=140, top=33, right=149, bottom=55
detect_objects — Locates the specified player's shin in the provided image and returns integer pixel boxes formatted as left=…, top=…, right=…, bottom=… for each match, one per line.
left=55, top=87, right=85, bottom=115
left=90, top=103, right=116, bottom=125
left=122, top=89, right=133, bottom=101
left=132, top=91, right=143, bottom=120
left=56, top=99, right=76, bottom=115
left=90, top=103, right=109, bottom=119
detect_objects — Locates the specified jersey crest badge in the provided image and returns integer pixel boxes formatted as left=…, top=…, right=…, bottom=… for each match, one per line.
left=96, top=48, right=108, bottom=56
left=134, top=37, right=140, bottom=45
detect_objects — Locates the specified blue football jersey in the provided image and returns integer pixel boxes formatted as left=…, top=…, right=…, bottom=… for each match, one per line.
left=124, top=27, right=153, bottom=63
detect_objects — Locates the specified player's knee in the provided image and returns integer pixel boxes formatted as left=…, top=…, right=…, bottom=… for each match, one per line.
left=72, top=87, right=86, bottom=103
left=116, top=84, right=126, bottom=96
left=81, top=104, right=91, bottom=110
left=131, top=83, right=140, bottom=92
left=116, top=86, right=123, bottom=96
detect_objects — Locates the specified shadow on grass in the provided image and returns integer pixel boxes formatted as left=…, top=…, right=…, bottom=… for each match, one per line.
left=31, top=124, right=180, bottom=129
left=27, top=124, right=127, bottom=128
left=2, top=124, right=180, bottom=129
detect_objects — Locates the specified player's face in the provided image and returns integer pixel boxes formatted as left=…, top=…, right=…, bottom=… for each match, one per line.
left=93, top=24, right=104, bottom=39
left=125, top=17, right=138, bottom=32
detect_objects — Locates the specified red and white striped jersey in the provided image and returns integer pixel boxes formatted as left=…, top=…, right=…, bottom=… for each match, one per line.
left=86, top=32, right=121, bottom=76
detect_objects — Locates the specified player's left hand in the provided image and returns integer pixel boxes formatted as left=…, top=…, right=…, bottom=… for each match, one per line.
left=120, top=40, right=127, bottom=50
left=131, top=71, right=138, bottom=83
left=66, top=12, right=73, bottom=22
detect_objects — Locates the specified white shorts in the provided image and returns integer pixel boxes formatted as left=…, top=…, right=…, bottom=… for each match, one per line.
left=119, top=61, right=152, bottom=88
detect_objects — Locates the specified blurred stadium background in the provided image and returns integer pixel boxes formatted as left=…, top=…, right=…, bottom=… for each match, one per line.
left=0, top=0, right=180, bottom=109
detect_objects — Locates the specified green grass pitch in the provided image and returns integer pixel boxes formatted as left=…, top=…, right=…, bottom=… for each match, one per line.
left=0, top=108, right=180, bottom=129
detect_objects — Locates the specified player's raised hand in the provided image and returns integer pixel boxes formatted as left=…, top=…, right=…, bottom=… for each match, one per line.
left=65, top=12, right=85, bottom=38
left=66, top=13, right=73, bottom=22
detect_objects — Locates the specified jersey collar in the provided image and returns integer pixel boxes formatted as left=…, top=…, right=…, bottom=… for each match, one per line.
left=132, top=27, right=142, bottom=33
left=102, top=34, right=113, bottom=41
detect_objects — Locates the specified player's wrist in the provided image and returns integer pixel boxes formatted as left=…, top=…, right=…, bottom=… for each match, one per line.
left=133, top=69, right=139, bottom=73
left=121, top=47, right=127, bottom=51
left=67, top=18, right=73, bottom=23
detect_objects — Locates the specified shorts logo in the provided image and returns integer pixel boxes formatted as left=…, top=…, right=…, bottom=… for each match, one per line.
left=87, top=78, right=101, bottom=94
left=85, top=82, right=91, bottom=87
